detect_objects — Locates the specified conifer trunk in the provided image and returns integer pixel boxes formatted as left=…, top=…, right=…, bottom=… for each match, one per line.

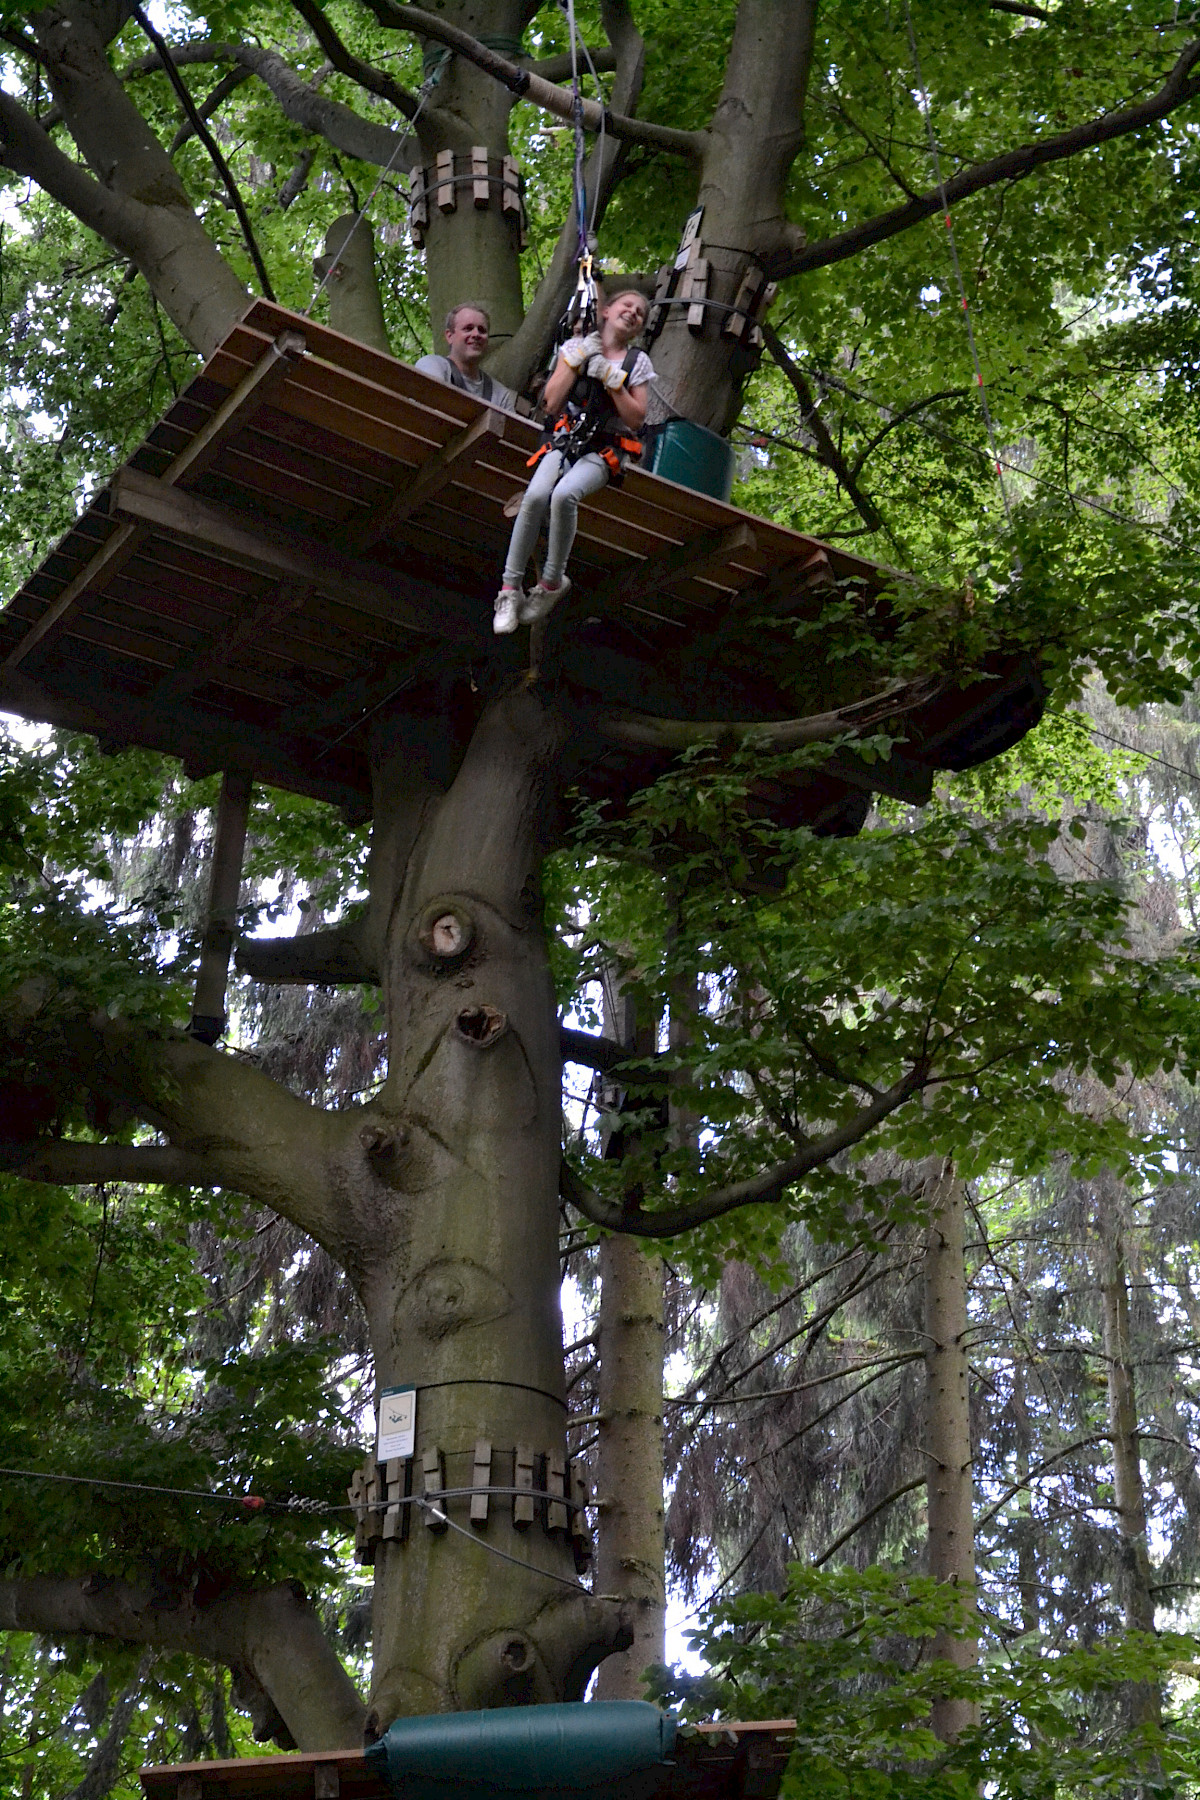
left=592, top=988, right=665, bottom=1700
left=922, top=1162, right=979, bottom=1742
left=1097, top=1180, right=1160, bottom=1733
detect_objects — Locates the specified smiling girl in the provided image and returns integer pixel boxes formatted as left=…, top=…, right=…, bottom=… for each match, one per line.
left=494, top=287, right=654, bottom=634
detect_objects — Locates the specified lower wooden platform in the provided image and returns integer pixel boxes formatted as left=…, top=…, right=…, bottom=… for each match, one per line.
left=139, top=1720, right=796, bottom=1800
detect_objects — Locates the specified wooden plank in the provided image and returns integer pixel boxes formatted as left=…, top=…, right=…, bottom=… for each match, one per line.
left=470, top=1439, right=491, bottom=1526
left=2, top=332, right=308, bottom=671
left=0, top=661, right=368, bottom=812
left=513, top=1445, right=534, bottom=1528
left=109, top=469, right=484, bottom=647
left=471, top=145, right=489, bottom=206
left=346, top=409, right=508, bottom=546
left=151, top=584, right=316, bottom=707
left=597, top=522, right=758, bottom=612
left=422, top=1447, right=447, bottom=1531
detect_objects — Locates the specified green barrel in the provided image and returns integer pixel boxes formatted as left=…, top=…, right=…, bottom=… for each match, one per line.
left=365, top=1701, right=677, bottom=1800
left=647, top=418, right=736, bottom=502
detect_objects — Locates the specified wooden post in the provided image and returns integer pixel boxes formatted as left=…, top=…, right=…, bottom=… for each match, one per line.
left=189, top=770, right=251, bottom=1044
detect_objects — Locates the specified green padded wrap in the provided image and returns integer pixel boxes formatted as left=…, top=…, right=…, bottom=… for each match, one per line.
left=647, top=419, right=737, bottom=503
left=364, top=1701, right=676, bottom=1800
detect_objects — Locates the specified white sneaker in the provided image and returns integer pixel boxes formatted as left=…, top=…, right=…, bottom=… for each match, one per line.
left=493, top=587, right=522, bottom=634
left=519, top=575, right=571, bottom=622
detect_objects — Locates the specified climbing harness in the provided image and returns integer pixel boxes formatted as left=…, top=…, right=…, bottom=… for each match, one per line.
left=528, top=345, right=644, bottom=481
left=447, top=364, right=495, bottom=403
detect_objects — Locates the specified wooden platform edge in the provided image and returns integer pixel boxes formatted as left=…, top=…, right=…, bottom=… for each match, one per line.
left=138, top=1720, right=798, bottom=1799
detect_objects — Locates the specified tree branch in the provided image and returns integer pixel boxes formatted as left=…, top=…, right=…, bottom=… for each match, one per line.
left=237, top=918, right=380, bottom=986
left=288, top=0, right=419, bottom=118
left=772, top=38, right=1200, bottom=280
left=0, top=1576, right=365, bottom=1751
left=589, top=674, right=945, bottom=752
left=811, top=1477, right=926, bottom=1566
left=167, top=66, right=252, bottom=156
left=144, top=40, right=411, bottom=169
left=0, top=91, right=163, bottom=264
left=130, top=5, right=275, bottom=301
left=357, top=0, right=701, bottom=159
left=990, top=0, right=1052, bottom=20
left=762, top=323, right=886, bottom=532
left=0, top=1139, right=218, bottom=1186
left=560, top=1067, right=928, bottom=1237
left=529, top=46, right=617, bottom=84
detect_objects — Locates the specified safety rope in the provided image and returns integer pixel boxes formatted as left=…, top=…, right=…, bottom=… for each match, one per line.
left=903, top=0, right=1015, bottom=535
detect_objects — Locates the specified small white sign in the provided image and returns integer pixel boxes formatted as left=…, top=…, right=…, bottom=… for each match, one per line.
left=377, top=1385, right=416, bottom=1462
left=674, top=206, right=704, bottom=269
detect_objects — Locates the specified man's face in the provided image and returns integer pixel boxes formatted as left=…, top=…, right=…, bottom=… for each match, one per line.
left=446, top=309, right=489, bottom=367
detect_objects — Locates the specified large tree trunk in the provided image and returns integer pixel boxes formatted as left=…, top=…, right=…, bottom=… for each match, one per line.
left=413, top=0, right=536, bottom=354
left=648, top=0, right=814, bottom=431
left=356, top=688, right=628, bottom=1732
left=922, top=1161, right=979, bottom=1743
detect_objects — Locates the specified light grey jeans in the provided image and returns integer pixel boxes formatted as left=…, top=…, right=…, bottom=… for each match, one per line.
left=502, top=449, right=609, bottom=588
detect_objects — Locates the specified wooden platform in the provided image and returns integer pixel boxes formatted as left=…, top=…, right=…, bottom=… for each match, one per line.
left=139, top=1720, right=796, bottom=1800
left=0, top=300, right=1043, bottom=835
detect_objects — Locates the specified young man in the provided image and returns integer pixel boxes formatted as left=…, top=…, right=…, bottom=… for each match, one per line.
left=414, top=303, right=520, bottom=413
left=494, top=288, right=653, bottom=634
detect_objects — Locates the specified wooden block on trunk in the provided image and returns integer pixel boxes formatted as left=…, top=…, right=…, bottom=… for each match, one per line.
left=686, top=258, right=710, bottom=335
left=422, top=1446, right=447, bottom=1531
left=513, top=1445, right=535, bottom=1528
left=470, top=1438, right=492, bottom=1525
left=546, top=1453, right=569, bottom=1533
left=435, top=149, right=456, bottom=212
left=471, top=146, right=490, bottom=207
left=408, top=168, right=428, bottom=245
left=722, top=267, right=765, bottom=341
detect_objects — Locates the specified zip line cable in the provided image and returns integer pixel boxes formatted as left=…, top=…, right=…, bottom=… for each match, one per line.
left=0, top=1466, right=601, bottom=1592
left=305, top=58, right=445, bottom=320
left=904, top=0, right=1015, bottom=537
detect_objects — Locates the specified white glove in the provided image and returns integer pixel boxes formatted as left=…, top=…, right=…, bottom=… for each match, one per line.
left=587, top=353, right=628, bottom=391
left=561, top=331, right=602, bottom=370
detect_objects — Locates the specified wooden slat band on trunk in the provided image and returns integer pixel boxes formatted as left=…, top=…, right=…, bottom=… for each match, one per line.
left=2, top=330, right=307, bottom=671
left=109, top=469, right=485, bottom=649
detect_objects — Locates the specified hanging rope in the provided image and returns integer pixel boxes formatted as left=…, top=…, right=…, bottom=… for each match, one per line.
left=554, top=0, right=601, bottom=345
left=903, top=0, right=1015, bottom=535
left=305, top=56, right=446, bottom=320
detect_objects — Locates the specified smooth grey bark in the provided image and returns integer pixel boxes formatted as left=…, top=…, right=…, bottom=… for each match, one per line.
left=922, top=1161, right=979, bottom=1743
left=316, top=214, right=394, bottom=355
left=20, top=0, right=250, bottom=355
left=0, top=1578, right=366, bottom=1751
left=351, top=688, right=629, bottom=1729
left=646, top=0, right=813, bottom=432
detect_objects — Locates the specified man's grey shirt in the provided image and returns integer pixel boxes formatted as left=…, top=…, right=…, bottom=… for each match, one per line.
left=414, top=353, right=519, bottom=414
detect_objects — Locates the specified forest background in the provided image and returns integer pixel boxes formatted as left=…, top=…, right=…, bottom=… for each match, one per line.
left=5, top=0, right=1200, bottom=1794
